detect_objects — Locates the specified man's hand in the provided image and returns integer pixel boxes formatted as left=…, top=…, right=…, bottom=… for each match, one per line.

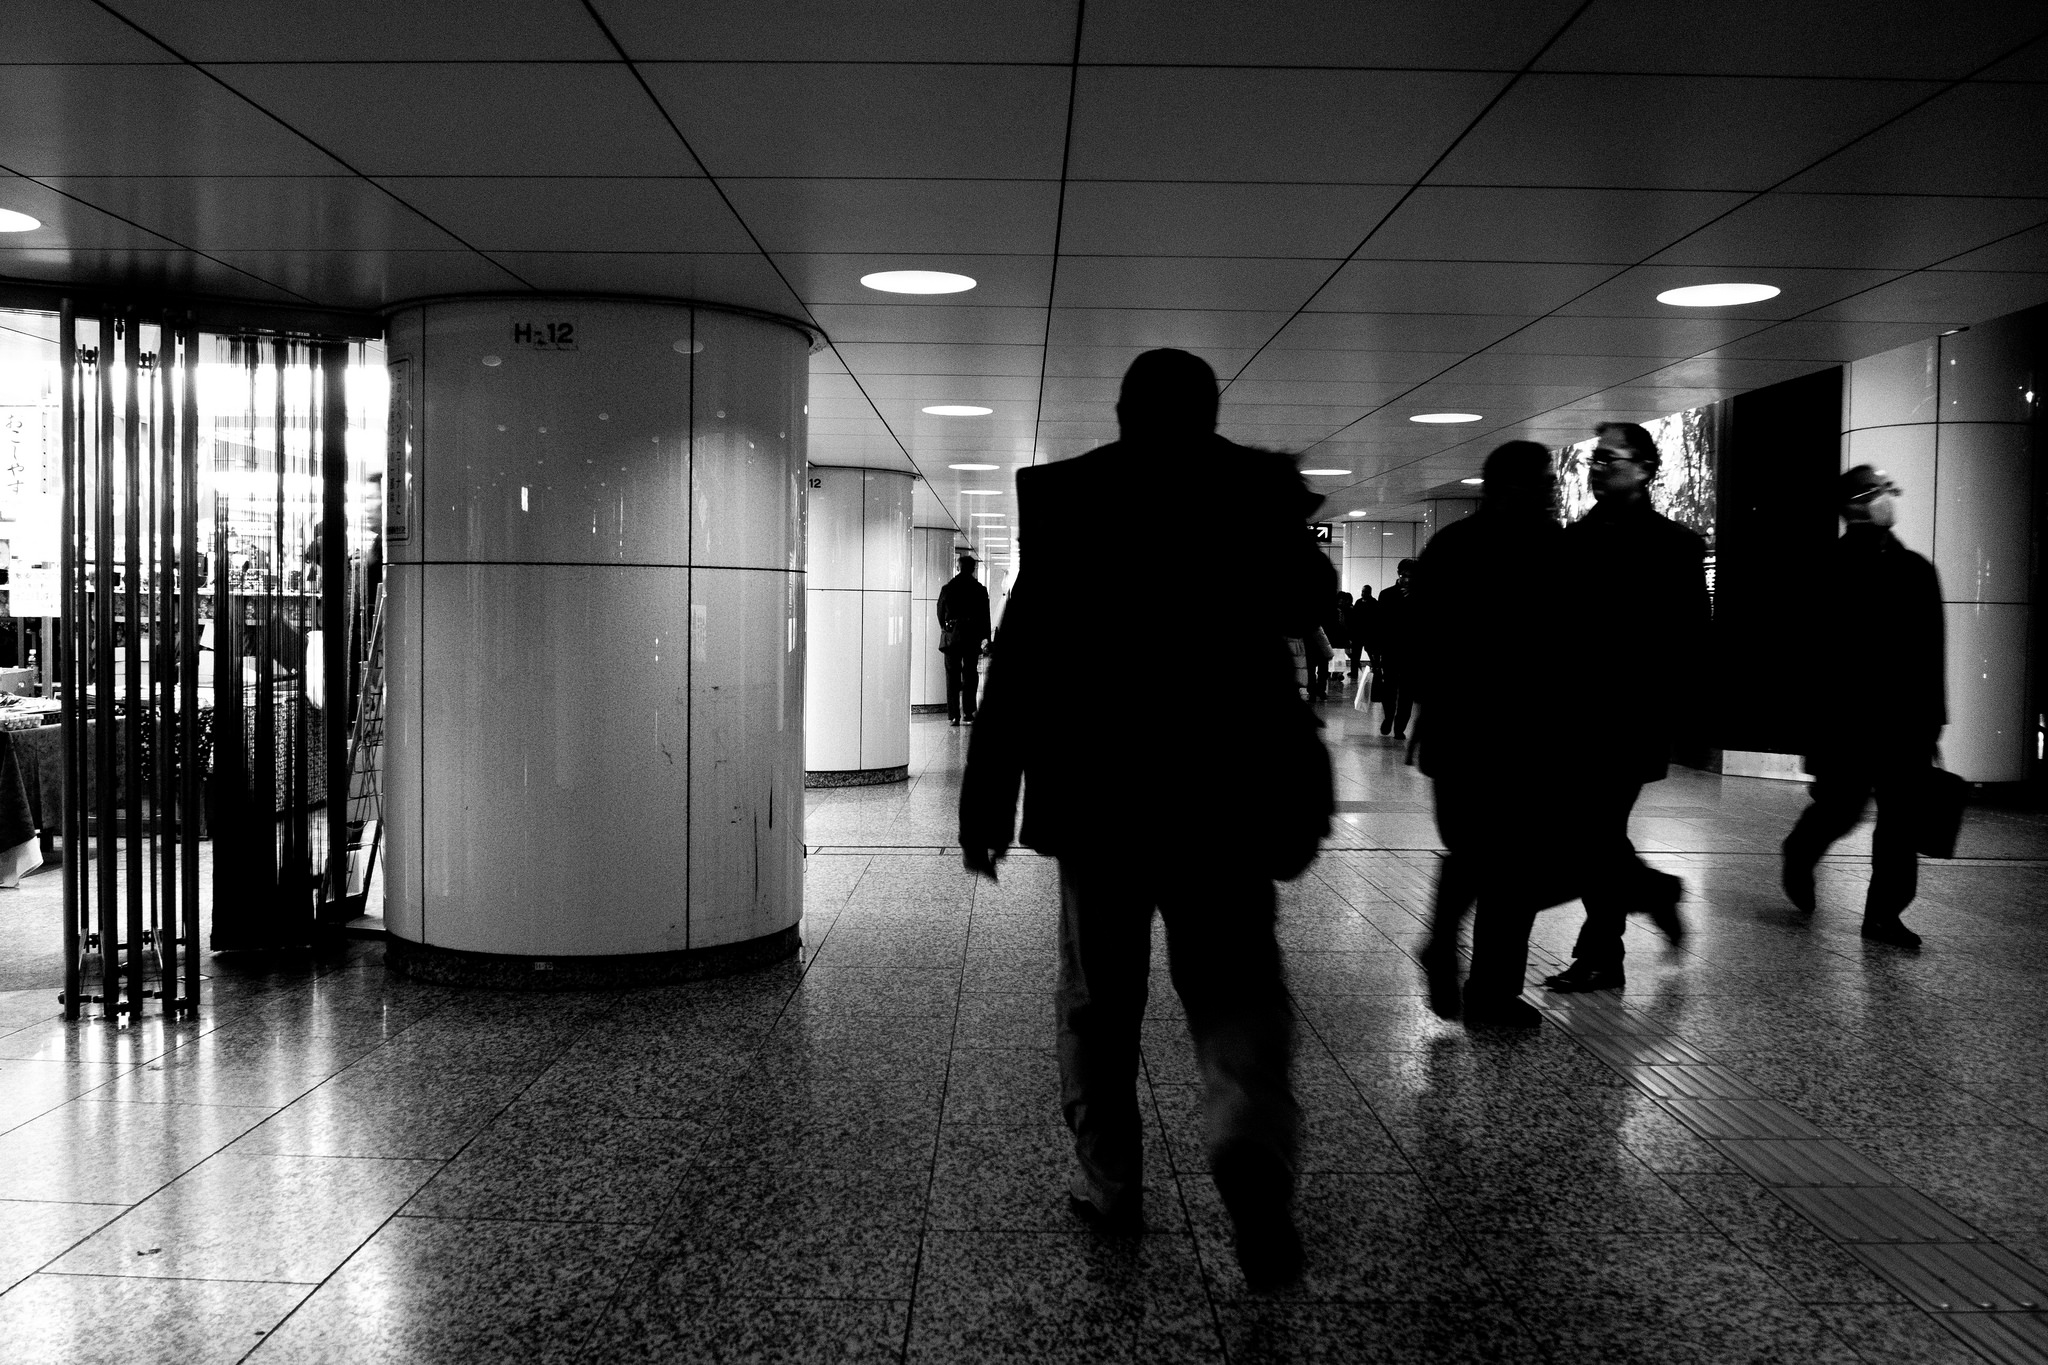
left=962, top=845, right=1006, bottom=882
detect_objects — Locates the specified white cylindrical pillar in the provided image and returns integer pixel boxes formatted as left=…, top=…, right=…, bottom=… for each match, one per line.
left=1341, top=520, right=1419, bottom=597
left=910, top=526, right=960, bottom=713
left=805, top=467, right=912, bottom=784
left=381, top=297, right=810, bottom=985
left=1842, top=309, right=2039, bottom=783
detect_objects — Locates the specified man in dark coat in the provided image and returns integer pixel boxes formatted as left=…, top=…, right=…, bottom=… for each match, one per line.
left=1781, top=465, right=1945, bottom=948
left=1374, top=560, right=1418, bottom=738
left=959, top=349, right=1330, bottom=1288
left=936, top=552, right=992, bottom=725
left=1541, top=422, right=1707, bottom=994
left=1345, top=585, right=1378, bottom=681
left=1411, top=442, right=1577, bottom=1027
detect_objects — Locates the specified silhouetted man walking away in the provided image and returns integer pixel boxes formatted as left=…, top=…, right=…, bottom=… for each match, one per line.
left=937, top=552, right=991, bottom=725
left=1781, top=465, right=1944, bottom=948
left=1411, top=442, right=1575, bottom=1027
left=1542, top=422, right=1706, bottom=994
left=1375, top=559, right=1418, bottom=738
left=960, top=349, right=1330, bottom=1288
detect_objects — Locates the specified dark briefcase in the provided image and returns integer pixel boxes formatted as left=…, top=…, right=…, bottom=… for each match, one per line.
left=1916, top=765, right=1967, bottom=859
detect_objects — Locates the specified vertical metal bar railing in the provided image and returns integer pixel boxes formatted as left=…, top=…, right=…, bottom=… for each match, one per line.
left=58, top=303, right=80, bottom=1021
left=122, top=314, right=144, bottom=1021
left=319, top=343, right=349, bottom=920
left=177, top=320, right=201, bottom=1012
left=94, top=319, right=117, bottom=1022
left=156, top=315, right=179, bottom=1009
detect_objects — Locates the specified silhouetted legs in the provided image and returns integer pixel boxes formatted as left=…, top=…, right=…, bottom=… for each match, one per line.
left=1568, top=778, right=1657, bottom=970
left=1377, top=666, right=1412, bottom=736
left=1783, top=749, right=1923, bottom=926
left=1429, top=777, right=1550, bottom=1022
left=1054, top=855, right=1298, bottom=1225
left=945, top=649, right=979, bottom=722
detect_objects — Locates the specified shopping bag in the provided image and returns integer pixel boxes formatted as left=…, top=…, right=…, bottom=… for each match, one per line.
left=1916, top=763, right=1967, bottom=859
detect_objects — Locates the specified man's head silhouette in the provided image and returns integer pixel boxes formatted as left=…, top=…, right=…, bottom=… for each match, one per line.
left=1481, top=440, right=1555, bottom=512
left=1117, top=349, right=1219, bottom=441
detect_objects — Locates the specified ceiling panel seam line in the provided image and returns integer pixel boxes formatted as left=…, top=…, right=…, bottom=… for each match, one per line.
left=575, top=0, right=930, bottom=503
left=78, top=0, right=538, bottom=295
left=1288, top=31, right=2048, bottom=469
left=1028, top=0, right=1088, bottom=473
left=0, top=158, right=328, bottom=307
left=1215, top=0, right=1599, bottom=402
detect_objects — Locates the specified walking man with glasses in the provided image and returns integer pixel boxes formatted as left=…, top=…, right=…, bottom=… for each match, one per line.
left=1542, top=422, right=1708, bottom=994
left=1780, top=465, right=1944, bottom=948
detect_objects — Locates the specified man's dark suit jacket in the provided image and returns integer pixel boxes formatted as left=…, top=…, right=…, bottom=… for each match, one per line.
left=959, top=434, right=1331, bottom=875
left=936, top=574, right=992, bottom=650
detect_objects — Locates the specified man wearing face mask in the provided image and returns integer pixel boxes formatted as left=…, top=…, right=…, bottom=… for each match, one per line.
left=1780, top=466, right=1944, bottom=948
left=1541, top=422, right=1707, bottom=994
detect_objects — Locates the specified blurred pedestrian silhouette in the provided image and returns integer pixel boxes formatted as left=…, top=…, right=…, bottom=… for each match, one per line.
left=1375, top=559, right=1418, bottom=738
left=937, top=551, right=991, bottom=725
left=1345, top=585, right=1377, bottom=685
left=959, top=348, right=1331, bottom=1288
left=1541, top=422, right=1707, bottom=994
left=1781, top=465, right=1945, bottom=948
left=1411, top=442, right=1578, bottom=1027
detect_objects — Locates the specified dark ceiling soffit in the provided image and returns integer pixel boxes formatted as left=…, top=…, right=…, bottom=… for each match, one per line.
left=0, top=274, right=383, bottom=340
left=379, top=291, right=829, bottom=353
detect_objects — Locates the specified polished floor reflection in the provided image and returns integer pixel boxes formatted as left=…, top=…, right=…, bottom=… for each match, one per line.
left=1, top=690, right=2046, bottom=1362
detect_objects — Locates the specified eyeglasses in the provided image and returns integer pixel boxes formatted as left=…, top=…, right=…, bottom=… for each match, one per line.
left=1846, top=482, right=1901, bottom=503
left=1588, top=450, right=1643, bottom=468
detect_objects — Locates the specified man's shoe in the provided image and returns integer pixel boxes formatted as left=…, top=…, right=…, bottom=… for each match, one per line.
left=1462, top=996, right=1543, bottom=1028
left=1861, top=916, right=1923, bottom=949
left=1067, top=1174, right=1143, bottom=1233
left=1540, top=959, right=1624, bottom=993
left=1646, top=873, right=1686, bottom=949
left=1213, top=1148, right=1302, bottom=1291
left=1417, top=940, right=1461, bottom=1020
left=948, top=718, right=960, bottom=727
left=1781, top=854, right=1816, bottom=913
left=1379, top=718, right=1394, bottom=735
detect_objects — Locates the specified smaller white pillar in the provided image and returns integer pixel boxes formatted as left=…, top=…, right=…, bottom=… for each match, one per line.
left=804, top=467, right=913, bottom=785
left=1341, top=520, right=1419, bottom=597
left=910, top=526, right=960, bottom=713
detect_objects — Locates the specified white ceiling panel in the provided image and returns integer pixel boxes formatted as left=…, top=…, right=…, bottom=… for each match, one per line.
left=103, top=0, right=614, bottom=59
left=595, top=0, right=1079, bottom=62
left=1081, top=0, right=1582, bottom=67
left=480, top=252, right=805, bottom=316
left=1535, top=0, right=2047, bottom=79
left=9, top=0, right=179, bottom=61
left=1397, top=383, right=1616, bottom=412
left=1232, top=350, right=1454, bottom=386
left=1651, top=194, right=2048, bottom=271
left=834, top=342, right=1045, bottom=377
left=1975, top=39, right=2048, bottom=81
left=851, top=374, right=1043, bottom=405
left=1485, top=315, right=1760, bottom=355
left=1046, top=308, right=1294, bottom=350
left=1431, top=74, right=1936, bottom=190
left=1051, top=256, right=1332, bottom=312
left=642, top=64, right=1071, bottom=179
left=0, top=65, right=348, bottom=175
left=1310, top=260, right=1616, bottom=315
left=1224, top=377, right=1445, bottom=405
left=0, top=174, right=182, bottom=250
left=1437, top=352, right=1667, bottom=387
left=43, top=175, right=465, bottom=251
left=1359, top=187, right=1748, bottom=264
left=1783, top=84, right=2048, bottom=197
left=805, top=304, right=1046, bottom=346
left=211, top=64, right=698, bottom=176
left=1555, top=265, right=1901, bottom=320
left=1042, top=345, right=1255, bottom=378
left=1633, top=356, right=1835, bottom=390
left=204, top=250, right=526, bottom=308
left=1700, top=319, right=1957, bottom=361
left=718, top=180, right=1059, bottom=256
left=1068, top=69, right=1510, bottom=183
left=0, top=247, right=305, bottom=303
left=371, top=178, right=752, bottom=254
left=1801, top=270, right=2048, bottom=326
left=1056, top=182, right=1406, bottom=259
left=1930, top=221, right=2048, bottom=274
left=772, top=254, right=1054, bottom=308
left=1263, top=313, right=1527, bottom=353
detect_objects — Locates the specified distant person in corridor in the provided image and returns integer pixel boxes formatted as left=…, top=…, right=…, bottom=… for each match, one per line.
left=959, top=348, right=1331, bottom=1289
left=1781, top=465, right=1945, bottom=949
left=1375, top=559, right=1418, bottom=738
left=1541, top=422, right=1706, bottom=994
left=937, top=552, right=991, bottom=726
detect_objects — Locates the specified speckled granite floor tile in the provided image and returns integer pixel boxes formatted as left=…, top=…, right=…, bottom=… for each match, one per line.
left=0, top=1273, right=311, bottom=1365
left=1213, top=1300, right=1544, bottom=1365
left=928, top=1120, right=1180, bottom=1234
left=583, top=1290, right=911, bottom=1365
left=402, top=1109, right=705, bottom=1224
left=0, top=1198, right=124, bottom=1293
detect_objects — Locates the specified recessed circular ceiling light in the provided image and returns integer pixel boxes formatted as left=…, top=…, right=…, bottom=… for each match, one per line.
left=862, top=270, right=976, bottom=295
left=1300, top=468, right=1351, bottom=476
left=923, top=404, right=992, bottom=416
left=1410, top=413, right=1482, bottom=424
left=970, top=512, right=1004, bottom=518
left=1348, top=510, right=1368, bottom=517
left=1656, top=282, right=1780, bottom=307
left=1460, top=477, right=1484, bottom=485
left=957, top=489, right=1001, bottom=496
left=948, top=463, right=999, bottom=471
left=0, top=209, right=41, bottom=233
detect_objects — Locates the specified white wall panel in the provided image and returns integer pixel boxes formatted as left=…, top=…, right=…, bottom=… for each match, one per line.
left=1945, top=603, right=2031, bottom=784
